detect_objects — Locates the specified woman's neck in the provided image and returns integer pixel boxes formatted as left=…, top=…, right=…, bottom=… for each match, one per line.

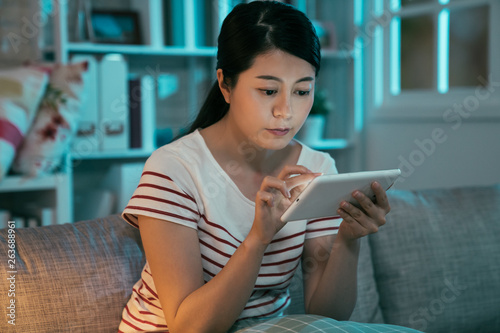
left=199, top=121, right=299, bottom=177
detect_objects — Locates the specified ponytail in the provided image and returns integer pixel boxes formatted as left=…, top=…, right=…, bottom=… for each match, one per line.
left=186, top=80, right=229, bottom=135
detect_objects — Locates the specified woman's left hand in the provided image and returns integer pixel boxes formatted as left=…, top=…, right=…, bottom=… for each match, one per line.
left=336, top=181, right=391, bottom=241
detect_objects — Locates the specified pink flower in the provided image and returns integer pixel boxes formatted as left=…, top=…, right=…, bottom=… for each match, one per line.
left=39, top=123, right=58, bottom=141
left=52, top=114, right=69, bottom=129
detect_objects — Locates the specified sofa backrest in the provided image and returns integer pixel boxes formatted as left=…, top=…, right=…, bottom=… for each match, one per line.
left=367, top=185, right=500, bottom=333
left=0, top=215, right=145, bottom=333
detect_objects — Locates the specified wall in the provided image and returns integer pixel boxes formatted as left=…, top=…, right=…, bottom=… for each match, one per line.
left=0, top=0, right=43, bottom=67
left=365, top=121, right=500, bottom=190
left=0, top=0, right=132, bottom=69
left=360, top=0, right=500, bottom=191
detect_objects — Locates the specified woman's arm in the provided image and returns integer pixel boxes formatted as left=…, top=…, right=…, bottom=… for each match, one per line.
left=302, top=233, right=360, bottom=320
left=302, top=181, right=391, bottom=319
left=140, top=215, right=268, bottom=333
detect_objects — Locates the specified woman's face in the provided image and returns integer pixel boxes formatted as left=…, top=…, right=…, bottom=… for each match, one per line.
left=219, top=49, right=316, bottom=150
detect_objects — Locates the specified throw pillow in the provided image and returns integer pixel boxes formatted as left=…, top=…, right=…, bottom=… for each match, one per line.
left=12, top=61, right=88, bottom=177
left=230, top=314, right=422, bottom=332
left=0, top=67, right=49, bottom=181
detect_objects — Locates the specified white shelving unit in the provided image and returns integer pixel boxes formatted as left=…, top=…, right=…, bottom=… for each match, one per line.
left=0, top=155, right=72, bottom=225
left=0, top=174, right=71, bottom=221
left=0, top=0, right=363, bottom=225
left=66, top=43, right=218, bottom=56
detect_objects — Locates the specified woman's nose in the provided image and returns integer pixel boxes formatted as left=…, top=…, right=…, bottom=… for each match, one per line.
left=272, top=94, right=292, bottom=119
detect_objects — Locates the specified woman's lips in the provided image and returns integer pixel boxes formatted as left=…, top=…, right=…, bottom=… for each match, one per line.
left=267, top=128, right=290, bottom=136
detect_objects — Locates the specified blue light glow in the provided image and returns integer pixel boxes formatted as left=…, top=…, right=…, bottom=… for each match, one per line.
left=390, top=17, right=401, bottom=96
left=219, top=1, right=230, bottom=27
left=295, top=0, right=307, bottom=13
left=185, top=0, right=195, bottom=48
left=438, top=9, right=449, bottom=94
left=374, top=25, right=383, bottom=108
left=354, top=0, right=363, bottom=26
left=391, top=0, right=401, bottom=12
left=374, top=0, right=384, bottom=16
left=354, top=36, right=364, bottom=132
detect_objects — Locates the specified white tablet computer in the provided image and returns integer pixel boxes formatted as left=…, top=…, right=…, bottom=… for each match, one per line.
left=281, top=169, right=401, bottom=222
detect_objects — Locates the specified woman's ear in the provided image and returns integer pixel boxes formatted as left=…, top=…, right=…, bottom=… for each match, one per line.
left=217, top=69, right=231, bottom=104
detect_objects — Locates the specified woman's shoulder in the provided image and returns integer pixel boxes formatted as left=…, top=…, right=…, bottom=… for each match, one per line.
left=148, top=130, right=202, bottom=159
left=295, top=140, right=338, bottom=174
left=144, top=130, right=206, bottom=174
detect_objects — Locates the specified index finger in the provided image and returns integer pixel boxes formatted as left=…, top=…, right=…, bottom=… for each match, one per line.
left=277, top=165, right=315, bottom=180
left=285, top=172, right=321, bottom=191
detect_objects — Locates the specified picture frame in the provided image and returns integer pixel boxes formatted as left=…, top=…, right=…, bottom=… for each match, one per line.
left=89, top=10, right=142, bottom=45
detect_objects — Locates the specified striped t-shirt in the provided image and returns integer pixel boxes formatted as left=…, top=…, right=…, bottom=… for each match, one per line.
left=119, top=130, right=342, bottom=332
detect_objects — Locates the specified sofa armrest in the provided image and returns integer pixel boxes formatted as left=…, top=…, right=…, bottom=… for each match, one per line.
left=0, top=215, right=145, bottom=332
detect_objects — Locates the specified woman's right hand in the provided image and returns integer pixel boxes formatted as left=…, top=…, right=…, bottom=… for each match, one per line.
left=250, top=165, right=321, bottom=245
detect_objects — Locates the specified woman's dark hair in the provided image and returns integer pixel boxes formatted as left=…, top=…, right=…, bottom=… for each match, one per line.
left=186, top=0, right=321, bottom=134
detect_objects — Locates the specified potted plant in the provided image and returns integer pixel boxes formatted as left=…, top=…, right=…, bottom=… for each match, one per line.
left=297, top=88, right=334, bottom=144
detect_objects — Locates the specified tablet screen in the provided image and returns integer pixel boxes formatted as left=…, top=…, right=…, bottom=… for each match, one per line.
left=281, top=169, right=401, bottom=222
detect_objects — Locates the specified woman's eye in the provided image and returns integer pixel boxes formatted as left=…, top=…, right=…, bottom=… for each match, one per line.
left=260, top=89, right=277, bottom=96
left=296, top=90, right=311, bottom=96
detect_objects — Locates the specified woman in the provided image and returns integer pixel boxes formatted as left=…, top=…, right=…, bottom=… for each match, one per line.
left=119, top=2, right=392, bottom=332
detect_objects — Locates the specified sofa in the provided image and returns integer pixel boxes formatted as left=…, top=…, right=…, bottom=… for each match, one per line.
left=1, top=184, right=499, bottom=332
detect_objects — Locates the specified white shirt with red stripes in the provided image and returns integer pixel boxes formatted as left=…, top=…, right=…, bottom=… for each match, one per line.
left=118, top=129, right=342, bottom=332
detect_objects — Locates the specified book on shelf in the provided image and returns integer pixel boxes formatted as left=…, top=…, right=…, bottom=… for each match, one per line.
left=40, top=207, right=55, bottom=226
left=27, top=218, right=39, bottom=228
left=128, top=77, right=142, bottom=149
left=98, top=54, right=129, bottom=151
left=71, top=54, right=100, bottom=157
left=74, top=189, right=115, bottom=221
left=0, top=209, right=10, bottom=229
left=12, top=217, right=25, bottom=229
left=128, top=75, right=156, bottom=152
left=141, top=75, right=156, bottom=152
left=11, top=206, right=56, bottom=227
left=71, top=56, right=156, bottom=157
left=103, top=162, right=144, bottom=214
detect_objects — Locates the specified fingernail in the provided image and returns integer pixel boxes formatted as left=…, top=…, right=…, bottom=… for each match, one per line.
left=286, top=189, right=291, bottom=198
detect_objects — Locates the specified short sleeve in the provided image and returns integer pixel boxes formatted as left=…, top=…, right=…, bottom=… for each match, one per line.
left=304, top=151, right=342, bottom=239
left=122, top=149, right=201, bottom=230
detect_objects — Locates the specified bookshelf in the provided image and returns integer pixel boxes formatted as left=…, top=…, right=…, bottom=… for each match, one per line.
left=0, top=155, right=72, bottom=227
left=0, top=0, right=363, bottom=225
